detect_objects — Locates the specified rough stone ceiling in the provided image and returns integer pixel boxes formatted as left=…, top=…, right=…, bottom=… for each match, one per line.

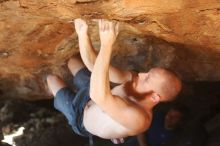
left=0, top=0, right=220, bottom=100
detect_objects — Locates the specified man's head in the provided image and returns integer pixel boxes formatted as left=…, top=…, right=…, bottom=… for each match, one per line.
left=133, top=67, right=182, bottom=103
left=164, top=104, right=189, bottom=130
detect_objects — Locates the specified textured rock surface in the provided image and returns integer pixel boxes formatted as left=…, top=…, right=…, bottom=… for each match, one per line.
left=0, top=0, right=220, bottom=100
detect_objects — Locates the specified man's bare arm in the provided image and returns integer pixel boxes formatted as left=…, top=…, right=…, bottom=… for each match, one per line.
left=74, top=19, right=132, bottom=83
left=90, top=20, right=149, bottom=134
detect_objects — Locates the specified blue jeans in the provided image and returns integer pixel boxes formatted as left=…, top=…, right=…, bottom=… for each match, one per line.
left=54, top=68, right=91, bottom=137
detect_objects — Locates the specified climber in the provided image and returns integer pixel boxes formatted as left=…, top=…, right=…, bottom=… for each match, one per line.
left=46, top=19, right=182, bottom=144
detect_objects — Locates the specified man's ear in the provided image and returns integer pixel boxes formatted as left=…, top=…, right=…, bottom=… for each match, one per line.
left=150, top=93, right=160, bottom=103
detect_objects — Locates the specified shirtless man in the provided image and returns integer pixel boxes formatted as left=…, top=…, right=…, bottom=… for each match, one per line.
left=46, top=19, right=182, bottom=143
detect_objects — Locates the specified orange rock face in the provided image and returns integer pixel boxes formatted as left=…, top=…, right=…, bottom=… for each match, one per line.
left=0, top=0, right=219, bottom=100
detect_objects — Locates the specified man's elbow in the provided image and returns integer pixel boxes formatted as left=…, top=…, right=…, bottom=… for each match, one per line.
left=89, top=89, right=109, bottom=104
left=129, top=117, right=150, bottom=135
left=129, top=125, right=148, bottom=136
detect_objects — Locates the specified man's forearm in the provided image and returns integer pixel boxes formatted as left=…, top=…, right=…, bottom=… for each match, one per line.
left=90, top=44, right=112, bottom=103
left=79, top=34, right=131, bottom=83
left=78, top=34, right=97, bottom=71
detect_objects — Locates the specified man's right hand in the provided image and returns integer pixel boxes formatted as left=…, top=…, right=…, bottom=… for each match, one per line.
left=99, top=19, right=119, bottom=48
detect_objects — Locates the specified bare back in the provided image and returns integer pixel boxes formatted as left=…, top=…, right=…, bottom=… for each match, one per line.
left=83, top=83, right=152, bottom=139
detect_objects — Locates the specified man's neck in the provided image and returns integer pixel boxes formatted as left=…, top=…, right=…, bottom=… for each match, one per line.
left=139, top=98, right=157, bottom=111
left=123, top=81, right=157, bottom=111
